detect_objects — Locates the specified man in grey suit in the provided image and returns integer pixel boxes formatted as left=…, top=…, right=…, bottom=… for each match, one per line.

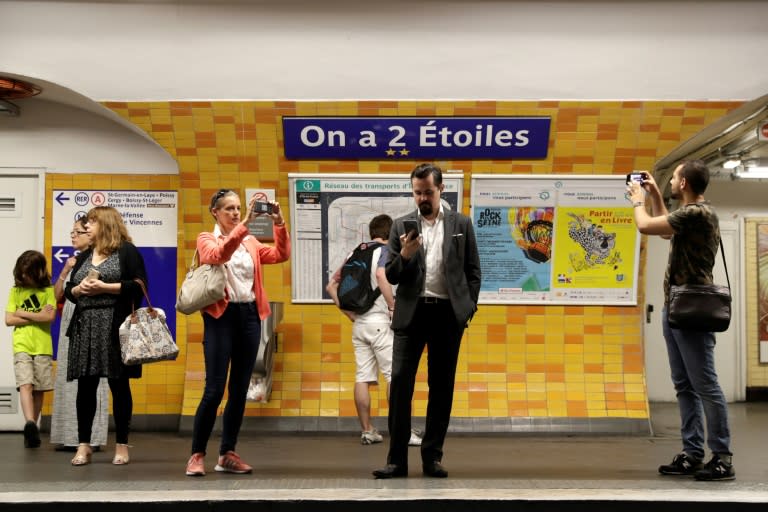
left=373, top=163, right=481, bottom=479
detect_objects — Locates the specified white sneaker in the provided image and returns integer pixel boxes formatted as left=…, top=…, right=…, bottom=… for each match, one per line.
left=408, top=429, right=423, bottom=446
left=361, top=429, right=383, bottom=445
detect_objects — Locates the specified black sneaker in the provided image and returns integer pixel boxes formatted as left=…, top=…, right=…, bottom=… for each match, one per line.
left=23, top=421, right=40, bottom=448
left=658, top=452, right=703, bottom=475
left=694, top=454, right=735, bottom=481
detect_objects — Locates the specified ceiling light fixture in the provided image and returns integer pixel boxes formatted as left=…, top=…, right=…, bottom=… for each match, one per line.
left=722, top=159, right=741, bottom=169
left=0, top=99, right=20, bottom=117
left=0, top=76, right=42, bottom=117
left=0, top=77, right=41, bottom=100
left=734, top=166, right=768, bottom=180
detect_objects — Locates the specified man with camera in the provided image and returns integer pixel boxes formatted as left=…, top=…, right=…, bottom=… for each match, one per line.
left=628, top=160, right=734, bottom=481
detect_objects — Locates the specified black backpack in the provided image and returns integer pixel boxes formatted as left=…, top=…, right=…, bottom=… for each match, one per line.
left=337, top=242, right=383, bottom=314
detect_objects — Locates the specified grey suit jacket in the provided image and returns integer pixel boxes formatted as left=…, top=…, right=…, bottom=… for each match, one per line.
left=385, top=208, right=481, bottom=330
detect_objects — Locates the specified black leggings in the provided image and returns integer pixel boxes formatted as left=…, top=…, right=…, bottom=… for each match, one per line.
left=77, top=376, right=132, bottom=444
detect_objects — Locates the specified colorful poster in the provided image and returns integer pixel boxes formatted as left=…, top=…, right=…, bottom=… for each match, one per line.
left=475, top=206, right=553, bottom=301
left=758, top=223, right=768, bottom=342
left=551, top=207, right=637, bottom=299
left=471, top=175, right=640, bottom=305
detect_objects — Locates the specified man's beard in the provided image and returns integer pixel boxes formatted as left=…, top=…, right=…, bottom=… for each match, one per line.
left=418, top=202, right=433, bottom=216
left=670, top=189, right=680, bottom=200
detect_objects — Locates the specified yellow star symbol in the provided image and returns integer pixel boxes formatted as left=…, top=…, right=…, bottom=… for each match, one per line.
left=399, top=148, right=410, bottom=156
left=385, top=148, right=396, bottom=156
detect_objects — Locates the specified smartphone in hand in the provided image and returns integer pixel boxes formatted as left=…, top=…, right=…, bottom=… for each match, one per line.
left=86, top=269, right=100, bottom=281
left=625, top=171, right=647, bottom=185
left=403, top=220, right=419, bottom=239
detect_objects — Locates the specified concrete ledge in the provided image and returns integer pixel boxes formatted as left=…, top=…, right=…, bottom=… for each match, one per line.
left=38, top=414, right=650, bottom=436
left=177, top=415, right=651, bottom=436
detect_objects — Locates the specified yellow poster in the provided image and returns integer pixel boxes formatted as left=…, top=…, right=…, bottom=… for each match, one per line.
left=552, top=206, right=637, bottom=290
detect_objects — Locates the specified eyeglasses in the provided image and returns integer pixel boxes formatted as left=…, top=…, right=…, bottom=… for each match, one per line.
left=70, top=230, right=88, bottom=237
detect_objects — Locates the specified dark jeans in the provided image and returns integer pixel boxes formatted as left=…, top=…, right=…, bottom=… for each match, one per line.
left=77, top=375, right=132, bottom=444
left=191, top=302, right=261, bottom=456
left=662, top=307, right=731, bottom=458
left=387, top=300, right=463, bottom=467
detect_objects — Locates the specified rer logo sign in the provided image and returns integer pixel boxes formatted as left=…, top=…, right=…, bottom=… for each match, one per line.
left=282, top=117, right=551, bottom=160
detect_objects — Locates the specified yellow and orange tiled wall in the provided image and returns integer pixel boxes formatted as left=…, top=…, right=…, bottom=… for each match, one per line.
left=43, top=100, right=742, bottom=427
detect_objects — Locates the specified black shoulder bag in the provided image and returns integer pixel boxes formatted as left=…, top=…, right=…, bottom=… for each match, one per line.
left=667, top=238, right=731, bottom=332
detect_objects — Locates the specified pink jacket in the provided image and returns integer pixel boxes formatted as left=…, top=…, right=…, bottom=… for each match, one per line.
left=197, top=222, right=290, bottom=320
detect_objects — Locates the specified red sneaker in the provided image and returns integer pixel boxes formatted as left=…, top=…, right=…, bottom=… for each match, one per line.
left=215, top=451, right=252, bottom=474
left=185, top=452, right=205, bottom=476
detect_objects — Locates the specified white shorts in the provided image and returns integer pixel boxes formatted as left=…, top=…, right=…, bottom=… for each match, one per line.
left=352, top=321, right=393, bottom=383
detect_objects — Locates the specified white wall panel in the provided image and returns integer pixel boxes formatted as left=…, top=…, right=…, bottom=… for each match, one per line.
left=1, top=0, right=766, bottom=101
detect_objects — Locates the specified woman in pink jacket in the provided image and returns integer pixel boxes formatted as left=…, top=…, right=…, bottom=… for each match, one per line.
left=185, top=189, right=290, bottom=477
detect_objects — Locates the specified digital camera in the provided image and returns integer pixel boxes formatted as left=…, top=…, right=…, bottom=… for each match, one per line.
left=254, top=201, right=273, bottom=214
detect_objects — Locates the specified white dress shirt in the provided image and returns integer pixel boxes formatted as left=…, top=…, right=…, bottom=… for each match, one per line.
left=419, top=205, right=449, bottom=299
left=213, top=224, right=256, bottom=303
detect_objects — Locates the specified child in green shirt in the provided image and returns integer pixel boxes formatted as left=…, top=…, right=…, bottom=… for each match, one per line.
left=5, top=250, right=56, bottom=448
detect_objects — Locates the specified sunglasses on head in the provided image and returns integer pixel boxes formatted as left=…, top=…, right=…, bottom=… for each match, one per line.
left=211, top=189, right=232, bottom=209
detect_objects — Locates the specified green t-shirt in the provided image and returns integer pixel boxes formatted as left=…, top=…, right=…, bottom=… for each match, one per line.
left=664, top=202, right=719, bottom=304
left=5, top=286, right=55, bottom=355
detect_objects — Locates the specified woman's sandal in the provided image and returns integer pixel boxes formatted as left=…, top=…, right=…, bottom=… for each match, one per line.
left=71, top=443, right=92, bottom=466
left=112, top=443, right=131, bottom=465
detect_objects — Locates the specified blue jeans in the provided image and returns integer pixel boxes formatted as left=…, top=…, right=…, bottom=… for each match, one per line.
left=662, top=308, right=731, bottom=459
left=191, top=302, right=261, bottom=456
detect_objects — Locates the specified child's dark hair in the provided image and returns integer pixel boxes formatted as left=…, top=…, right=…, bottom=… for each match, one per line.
left=13, top=250, right=51, bottom=288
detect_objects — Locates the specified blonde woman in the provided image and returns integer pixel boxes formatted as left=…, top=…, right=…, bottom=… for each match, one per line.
left=185, top=189, right=290, bottom=476
left=65, top=206, right=147, bottom=466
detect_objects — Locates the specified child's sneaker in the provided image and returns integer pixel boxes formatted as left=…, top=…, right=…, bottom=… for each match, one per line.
left=658, top=452, right=703, bottom=475
left=694, top=454, right=735, bottom=481
left=360, top=429, right=383, bottom=445
left=214, top=451, right=252, bottom=474
left=408, top=429, right=423, bottom=447
left=23, top=421, right=40, bottom=449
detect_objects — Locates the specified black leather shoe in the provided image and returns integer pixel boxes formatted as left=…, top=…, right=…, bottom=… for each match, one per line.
left=372, top=464, right=408, bottom=479
left=422, top=460, right=448, bottom=478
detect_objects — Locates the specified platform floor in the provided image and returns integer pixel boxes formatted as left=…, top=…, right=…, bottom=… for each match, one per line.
left=1, top=403, right=767, bottom=509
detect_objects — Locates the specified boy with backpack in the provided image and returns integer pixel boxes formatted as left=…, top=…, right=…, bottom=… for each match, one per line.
left=327, top=214, right=421, bottom=446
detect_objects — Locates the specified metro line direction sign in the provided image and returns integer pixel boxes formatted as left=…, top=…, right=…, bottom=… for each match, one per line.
left=282, top=116, right=551, bottom=160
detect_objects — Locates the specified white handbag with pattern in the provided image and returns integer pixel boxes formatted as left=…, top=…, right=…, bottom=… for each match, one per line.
left=119, top=279, right=179, bottom=365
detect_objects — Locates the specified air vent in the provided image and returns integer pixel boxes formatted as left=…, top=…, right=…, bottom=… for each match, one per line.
left=0, top=387, right=18, bottom=414
left=0, top=195, right=19, bottom=217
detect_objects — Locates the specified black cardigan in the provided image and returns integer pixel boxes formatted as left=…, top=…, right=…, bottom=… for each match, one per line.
left=64, top=241, right=148, bottom=378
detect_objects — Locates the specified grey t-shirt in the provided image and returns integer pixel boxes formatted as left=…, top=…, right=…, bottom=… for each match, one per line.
left=664, top=202, right=720, bottom=303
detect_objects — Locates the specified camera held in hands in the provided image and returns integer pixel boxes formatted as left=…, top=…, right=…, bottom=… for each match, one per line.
left=254, top=201, right=273, bottom=215
left=625, top=171, right=647, bottom=185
